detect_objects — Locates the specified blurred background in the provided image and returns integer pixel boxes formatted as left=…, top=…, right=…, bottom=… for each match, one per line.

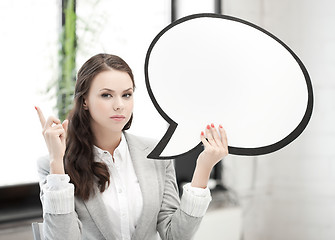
left=0, top=0, right=334, bottom=239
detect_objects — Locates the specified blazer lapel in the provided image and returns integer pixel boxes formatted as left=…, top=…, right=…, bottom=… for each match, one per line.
left=82, top=188, right=117, bottom=240
left=125, top=133, right=160, bottom=240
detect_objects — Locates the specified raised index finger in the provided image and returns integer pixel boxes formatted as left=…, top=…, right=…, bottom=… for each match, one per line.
left=35, top=106, right=46, bottom=128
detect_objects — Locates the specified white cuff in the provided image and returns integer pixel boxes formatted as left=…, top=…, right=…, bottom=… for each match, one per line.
left=42, top=174, right=75, bottom=214
left=46, top=174, right=71, bottom=190
left=180, top=183, right=212, bottom=217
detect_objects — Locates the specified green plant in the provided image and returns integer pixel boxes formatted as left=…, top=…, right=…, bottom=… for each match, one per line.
left=58, top=0, right=77, bottom=121
left=47, top=0, right=105, bottom=121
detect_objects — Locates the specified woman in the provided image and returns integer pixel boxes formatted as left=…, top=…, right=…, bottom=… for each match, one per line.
left=35, top=53, right=228, bottom=240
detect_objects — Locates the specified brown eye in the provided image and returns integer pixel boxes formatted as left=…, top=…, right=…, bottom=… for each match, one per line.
left=101, top=93, right=112, bottom=98
left=123, top=93, right=132, bottom=98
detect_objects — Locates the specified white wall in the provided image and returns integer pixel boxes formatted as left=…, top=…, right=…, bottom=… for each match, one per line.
left=222, top=0, right=335, bottom=239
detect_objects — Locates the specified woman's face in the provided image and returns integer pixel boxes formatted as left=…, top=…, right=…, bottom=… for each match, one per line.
left=84, top=69, right=134, bottom=133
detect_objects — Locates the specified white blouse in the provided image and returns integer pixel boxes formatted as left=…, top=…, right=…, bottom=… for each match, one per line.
left=93, top=134, right=143, bottom=240
left=42, top=133, right=211, bottom=240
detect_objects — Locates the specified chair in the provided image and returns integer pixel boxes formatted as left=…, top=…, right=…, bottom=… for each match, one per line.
left=32, top=222, right=44, bottom=240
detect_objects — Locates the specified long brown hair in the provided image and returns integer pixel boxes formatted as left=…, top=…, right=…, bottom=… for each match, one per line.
left=64, top=53, right=135, bottom=200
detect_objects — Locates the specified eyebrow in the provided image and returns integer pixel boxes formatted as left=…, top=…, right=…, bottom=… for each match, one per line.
left=99, top=88, right=133, bottom=92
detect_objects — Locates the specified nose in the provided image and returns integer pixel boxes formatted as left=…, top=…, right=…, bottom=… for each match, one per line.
left=113, top=96, right=124, bottom=111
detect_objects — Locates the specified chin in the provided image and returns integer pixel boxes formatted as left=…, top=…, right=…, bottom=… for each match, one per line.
left=112, top=124, right=128, bottom=132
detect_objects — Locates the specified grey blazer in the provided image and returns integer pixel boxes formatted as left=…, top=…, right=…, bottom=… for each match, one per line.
left=37, top=132, right=203, bottom=240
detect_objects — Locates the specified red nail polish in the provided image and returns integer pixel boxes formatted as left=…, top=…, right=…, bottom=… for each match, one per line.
left=34, top=106, right=37, bottom=110
left=211, top=123, right=214, bottom=128
left=219, top=124, right=223, bottom=128
left=201, top=131, right=204, bottom=136
left=206, top=125, right=210, bottom=130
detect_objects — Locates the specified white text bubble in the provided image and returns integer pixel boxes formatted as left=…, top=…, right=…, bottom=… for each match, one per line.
left=145, top=14, right=313, bottom=159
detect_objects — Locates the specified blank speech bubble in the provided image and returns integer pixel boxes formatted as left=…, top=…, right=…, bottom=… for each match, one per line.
left=145, top=13, right=313, bottom=159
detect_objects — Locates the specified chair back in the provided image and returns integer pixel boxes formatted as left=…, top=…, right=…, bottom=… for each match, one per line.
left=31, top=222, right=44, bottom=240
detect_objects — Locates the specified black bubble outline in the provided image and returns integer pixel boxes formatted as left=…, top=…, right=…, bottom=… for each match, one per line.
left=145, top=13, right=313, bottom=159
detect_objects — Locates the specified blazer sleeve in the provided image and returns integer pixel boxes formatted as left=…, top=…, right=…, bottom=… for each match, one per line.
left=37, top=156, right=83, bottom=240
left=156, top=159, right=212, bottom=240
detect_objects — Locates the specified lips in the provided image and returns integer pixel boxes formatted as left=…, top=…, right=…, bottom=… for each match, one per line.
left=110, top=115, right=126, bottom=121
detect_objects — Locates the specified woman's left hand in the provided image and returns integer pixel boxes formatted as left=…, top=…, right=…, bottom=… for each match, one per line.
left=197, top=123, right=229, bottom=171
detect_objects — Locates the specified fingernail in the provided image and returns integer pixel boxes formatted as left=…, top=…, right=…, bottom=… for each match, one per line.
left=201, top=131, right=204, bottom=136
left=34, top=106, right=37, bottom=110
left=211, top=123, right=215, bottom=128
left=206, top=125, right=211, bottom=130
left=219, top=124, right=223, bottom=128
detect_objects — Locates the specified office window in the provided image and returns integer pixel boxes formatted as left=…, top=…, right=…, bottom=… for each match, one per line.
left=0, top=0, right=170, bottom=186
left=0, top=0, right=59, bottom=186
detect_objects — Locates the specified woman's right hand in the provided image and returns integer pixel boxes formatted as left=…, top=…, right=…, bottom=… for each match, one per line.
left=35, top=106, right=69, bottom=174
